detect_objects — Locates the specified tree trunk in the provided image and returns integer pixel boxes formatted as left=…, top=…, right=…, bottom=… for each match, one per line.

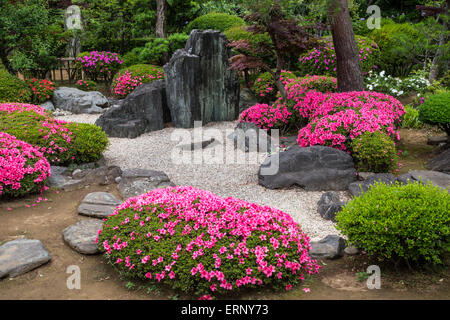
left=156, top=0, right=167, bottom=38
left=328, top=0, right=364, bottom=92
left=429, top=1, right=449, bottom=83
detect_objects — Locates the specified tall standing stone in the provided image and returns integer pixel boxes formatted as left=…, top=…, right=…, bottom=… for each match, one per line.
left=164, top=29, right=240, bottom=128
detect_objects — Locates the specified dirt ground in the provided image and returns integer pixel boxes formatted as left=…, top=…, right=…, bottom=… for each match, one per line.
left=0, top=182, right=448, bottom=300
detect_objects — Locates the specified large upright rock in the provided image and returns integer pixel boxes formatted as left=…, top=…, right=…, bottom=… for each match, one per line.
left=95, top=80, right=169, bottom=138
left=52, top=87, right=108, bottom=114
left=427, top=148, right=450, bottom=174
left=258, top=145, right=356, bottom=191
left=164, top=30, right=240, bottom=128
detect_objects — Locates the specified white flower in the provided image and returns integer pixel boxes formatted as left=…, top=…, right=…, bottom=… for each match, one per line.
left=380, top=71, right=385, bottom=77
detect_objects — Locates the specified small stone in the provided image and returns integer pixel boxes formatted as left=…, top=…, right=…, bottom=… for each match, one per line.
left=0, top=239, right=51, bottom=278
left=348, top=173, right=397, bottom=197
left=61, top=179, right=83, bottom=191
left=344, top=245, right=360, bottom=255
left=72, top=169, right=82, bottom=177
left=115, top=176, right=122, bottom=184
left=309, top=235, right=345, bottom=260
left=357, top=172, right=374, bottom=181
left=427, top=136, right=448, bottom=146
left=62, top=219, right=104, bottom=254
left=317, top=191, right=345, bottom=222
left=118, top=169, right=174, bottom=199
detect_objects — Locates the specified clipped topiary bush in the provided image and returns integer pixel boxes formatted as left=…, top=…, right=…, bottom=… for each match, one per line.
left=0, top=103, right=109, bottom=165
left=0, top=132, right=51, bottom=198
left=68, top=122, right=109, bottom=164
left=111, top=64, right=164, bottom=98
left=185, top=13, right=246, bottom=34
left=0, top=69, right=32, bottom=103
left=336, top=181, right=450, bottom=265
left=351, top=131, right=398, bottom=173
left=419, top=91, right=450, bottom=136
left=76, top=79, right=98, bottom=92
left=97, top=186, right=321, bottom=298
left=370, top=23, right=425, bottom=77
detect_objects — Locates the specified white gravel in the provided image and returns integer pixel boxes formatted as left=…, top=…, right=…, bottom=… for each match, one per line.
left=57, top=114, right=347, bottom=240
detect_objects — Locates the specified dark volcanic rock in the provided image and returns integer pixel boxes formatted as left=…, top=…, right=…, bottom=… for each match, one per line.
left=317, top=191, right=346, bottom=222
left=309, top=235, right=345, bottom=260
left=348, top=173, right=397, bottom=197
left=95, top=80, right=169, bottom=138
left=427, top=148, right=450, bottom=174
left=258, top=145, right=356, bottom=191
left=118, top=169, right=175, bottom=199
left=164, top=30, right=240, bottom=128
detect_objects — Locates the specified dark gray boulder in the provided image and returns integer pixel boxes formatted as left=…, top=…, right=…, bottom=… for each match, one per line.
left=409, top=170, right=450, bottom=191
left=309, top=235, right=346, bottom=260
left=52, top=87, right=108, bottom=114
left=348, top=173, right=397, bottom=197
left=164, top=30, right=240, bottom=128
left=239, top=88, right=258, bottom=114
left=95, top=80, right=170, bottom=138
left=427, top=148, right=450, bottom=174
left=258, top=145, right=356, bottom=191
left=0, top=239, right=51, bottom=278
left=317, top=191, right=346, bottom=222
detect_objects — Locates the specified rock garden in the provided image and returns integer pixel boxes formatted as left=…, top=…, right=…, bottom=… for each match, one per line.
left=0, top=0, right=449, bottom=301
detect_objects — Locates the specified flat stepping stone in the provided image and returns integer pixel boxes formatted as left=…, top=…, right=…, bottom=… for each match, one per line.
left=78, top=192, right=122, bottom=218
left=62, top=219, right=104, bottom=254
left=0, top=239, right=51, bottom=278
left=119, top=169, right=174, bottom=199
left=348, top=173, right=397, bottom=197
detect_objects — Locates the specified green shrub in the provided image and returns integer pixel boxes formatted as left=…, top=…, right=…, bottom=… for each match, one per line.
left=76, top=79, right=98, bottom=92
left=68, top=122, right=109, bottom=164
left=287, top=75, right=338, bottom=94
left=440, top=70, right=450, bottom=89
left=138, top=38, right=170, bottom=65
left=251, top=71, right=297, bottom=103
left=167, top=33, right=189, bottom=53
left=370, top=23, right=425, bottom=77
left=185, top=13, right=246, bottom=34
left=353, top=17, right=395, bottom=36
left=401, top=105, right=424, bottom=129
left=336, top=181, right=450, bottom=265
left=418, top=91, right=450, bottom=136
left=351, top=131, right=398, bottom=173
left=0, top=69, right=32, bottom=103
left=122, top=49, right=143, bottom=67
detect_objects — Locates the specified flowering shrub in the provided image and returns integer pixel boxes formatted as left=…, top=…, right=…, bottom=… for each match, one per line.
left=239, top=101, right=293, bottom=131
left=27, top=78, right=55, bottom=104
left=0, top=103, right=73, bottom=164
left=0, top=103, right=109, bottom=165
left=365, top=70, right=431, bottom=98
left=111, top=64, right=164, bottom=98
left=296, top=91, right=405, bottom=151
left=76, top=51, right=123, bottom=82
left=97, top=186, right=320, bottom=297
left=76, top=79, right=98, bottom=92
left=0, top=132, right=51, bottom=198
left=336, top=181, right=450, bottom=265
left=286, top=75, right=338, bottom=94
left=351, top=131, right=398, bottom=173
left=298, top=36, right=380, bottom=77
left=250, top=71, right=296, bottom=103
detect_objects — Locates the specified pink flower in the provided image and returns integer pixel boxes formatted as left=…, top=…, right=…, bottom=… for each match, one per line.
left=303, top=288, right=310, bottom=293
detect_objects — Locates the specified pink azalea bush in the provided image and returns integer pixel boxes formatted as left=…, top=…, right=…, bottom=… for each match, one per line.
left=111, top=64, right=165, bottom=98
left=296, top=91, right=405, bottom=151
left=0, top=132, right=51, bottom=198
left=97, top=186, right=321, bottom=297
left=76, top=51, right=123, bottom=82
left=0, top=103, right=73, bottom=164
left=298, top=36, right=380, bottom=76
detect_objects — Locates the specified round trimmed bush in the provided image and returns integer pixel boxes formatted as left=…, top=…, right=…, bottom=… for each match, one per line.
left=76, top=79, right=98, bottom=92
left=336, top=181, right=450, bottom=265
left=0, top=132, right=51, bottom=198
left=111, top=64, right=164, bottom=98
left=351, top=131, right=398, bottom=173
left=286, top=75, right=338, bottom=94
left=97, top=186, right=320, bottom=297
left=67, top=122, right=109, bottom=164
left=418, top=91, right=450, bottom=136
left=185, top=13, right=246, bottom=33
left=0, top=69, right=32, bottom=103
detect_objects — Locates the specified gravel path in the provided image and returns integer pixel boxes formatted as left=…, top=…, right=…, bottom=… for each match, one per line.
left=57, top=114, right=347, bottom=240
